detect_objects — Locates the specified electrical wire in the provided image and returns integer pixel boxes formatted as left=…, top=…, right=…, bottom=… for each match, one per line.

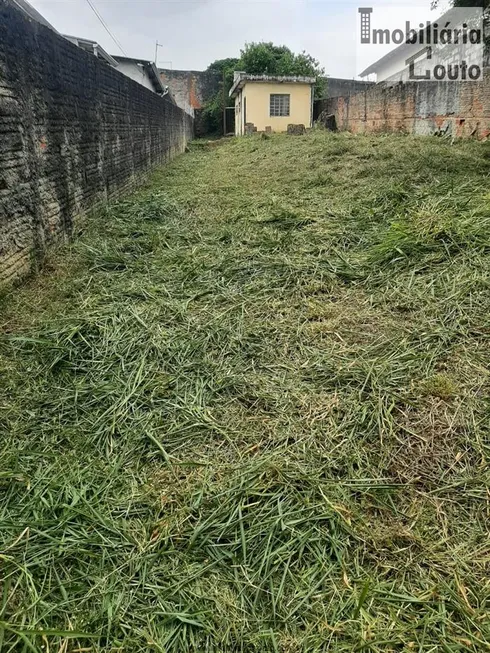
left=85, top=0, right=127, bottom=56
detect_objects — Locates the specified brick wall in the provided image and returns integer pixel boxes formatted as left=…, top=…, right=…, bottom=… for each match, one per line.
left=317, top=71, right=490, bottom=139
left=159, top=69, right=221, bottom=115
left=0, top=0, right=193, bottom=286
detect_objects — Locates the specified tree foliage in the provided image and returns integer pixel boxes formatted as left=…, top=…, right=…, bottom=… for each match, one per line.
left=207, top=57, right=240, bottom=90
left=201, top=58, right=238, bottom=135
left=239, top=42, right=325, bottom=98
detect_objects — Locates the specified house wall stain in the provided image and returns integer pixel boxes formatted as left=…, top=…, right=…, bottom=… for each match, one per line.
left=0, top=0, right=193, bottom=287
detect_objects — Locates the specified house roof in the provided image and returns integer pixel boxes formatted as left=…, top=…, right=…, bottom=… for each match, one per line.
left=63, top=35, right=118, bottom=67
left=359, top=9, right=453, bottom=78
left=229, top=73, right=316, bottom=98
left=113, top=56, right=166, bottom=94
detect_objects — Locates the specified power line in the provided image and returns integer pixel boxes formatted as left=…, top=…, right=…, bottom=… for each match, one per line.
left=85, top=0, right=127, bottom=56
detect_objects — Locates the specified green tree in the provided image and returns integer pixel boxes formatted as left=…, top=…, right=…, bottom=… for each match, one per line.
left=239, top=42, right=326, bottom=98
left=201, top=58, right=239, bottom=135
left=207, top=57, right=240, bottom=90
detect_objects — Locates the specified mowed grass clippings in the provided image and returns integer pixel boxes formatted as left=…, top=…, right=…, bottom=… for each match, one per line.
left=1, top=131, right=490, bottom=652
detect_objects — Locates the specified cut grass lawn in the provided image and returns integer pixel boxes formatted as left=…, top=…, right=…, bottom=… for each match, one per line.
left=1, top=131, right=490, bottom=652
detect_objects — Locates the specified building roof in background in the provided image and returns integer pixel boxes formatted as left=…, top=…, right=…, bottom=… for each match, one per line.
left=229, top=73, right=316, bottom=98
left=63, top=35, right=118, bottom=67
left=113, top=56, right=165, bottom=94
left=9, top=0, right=169, bottom=97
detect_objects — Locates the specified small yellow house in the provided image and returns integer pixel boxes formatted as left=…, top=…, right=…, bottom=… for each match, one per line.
left=229, top=73, right=316, bottom=136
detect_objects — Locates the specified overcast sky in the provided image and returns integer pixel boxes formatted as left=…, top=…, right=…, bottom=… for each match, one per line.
left=29, top=0, right=442, bottom=78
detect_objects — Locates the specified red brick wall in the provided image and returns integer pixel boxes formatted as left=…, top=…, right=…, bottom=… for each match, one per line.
left=319, top=70, right=490, bottom=140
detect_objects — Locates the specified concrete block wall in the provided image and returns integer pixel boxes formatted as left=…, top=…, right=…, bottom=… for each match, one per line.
left=324, top=77, right=374, bottom=98
left=317, top=71, right=490, bottom=139
left=0, top=0, right=193, bottom=286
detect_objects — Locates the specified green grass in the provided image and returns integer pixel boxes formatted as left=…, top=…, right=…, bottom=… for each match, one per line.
left=1, top=131, right=490, bottom=652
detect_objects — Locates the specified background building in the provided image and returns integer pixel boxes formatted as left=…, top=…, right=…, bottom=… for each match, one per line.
left=230, top=73, right=315, bottom=136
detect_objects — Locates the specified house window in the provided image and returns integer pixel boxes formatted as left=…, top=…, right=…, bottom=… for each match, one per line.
left=270, top=94, right=290, bottom=117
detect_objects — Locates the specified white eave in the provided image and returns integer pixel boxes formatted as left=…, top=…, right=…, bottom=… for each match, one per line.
left=63, top=35, right=118, bottom=68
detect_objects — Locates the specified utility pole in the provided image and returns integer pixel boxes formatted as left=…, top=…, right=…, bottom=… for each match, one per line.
left=154, top=40, right=163, bottom=65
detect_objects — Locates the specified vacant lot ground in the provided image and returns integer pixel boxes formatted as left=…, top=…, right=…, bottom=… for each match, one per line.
left=1, top=132, right=490, bottom=652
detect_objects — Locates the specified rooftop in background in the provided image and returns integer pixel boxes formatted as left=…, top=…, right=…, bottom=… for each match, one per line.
left=229, top=73, right=316, bottom=98
left=63, top=35, right=118, bottom=67
left=113, top=56, right=166, bottom=94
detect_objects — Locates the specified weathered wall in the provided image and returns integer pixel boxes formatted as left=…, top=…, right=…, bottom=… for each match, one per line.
left=317, top=71, right=490, bottom=139
left=159, top=71, right=374, bottom=115
left=324, top=77, right=374, bottom=98
left=0, top=0, right=193, bottom=286
left=159, top=69, right=221, bottom=115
